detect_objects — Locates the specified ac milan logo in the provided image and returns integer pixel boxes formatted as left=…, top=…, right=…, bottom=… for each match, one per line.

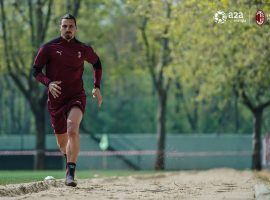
left=255, top=10, right=266, bottom=25
left=78, top=51, right=81, bottom=58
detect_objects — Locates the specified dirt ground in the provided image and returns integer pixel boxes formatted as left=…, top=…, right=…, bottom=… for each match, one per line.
left=0, top=168, right=265, bottom=200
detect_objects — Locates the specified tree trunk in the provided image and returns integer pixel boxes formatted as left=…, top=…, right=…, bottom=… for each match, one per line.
left=32, top=100, right=46, bottom=170
left=155, top=90, right=167, bottom=170
left=252, top=108, right=263, bottom=170
left=66, top=0, right=71, bottom=12
left=175, top=81, right=198, bottom=132
left=234, top=96, right=240, bottom=133
left=66, top=0, right=81, bottom=17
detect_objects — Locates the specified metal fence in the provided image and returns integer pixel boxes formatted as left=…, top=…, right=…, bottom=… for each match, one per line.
left=0, top=134, right=252, bottom=170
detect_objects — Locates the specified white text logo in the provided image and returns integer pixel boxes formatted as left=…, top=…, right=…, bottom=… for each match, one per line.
left=214, top=10, right=246, bottom=24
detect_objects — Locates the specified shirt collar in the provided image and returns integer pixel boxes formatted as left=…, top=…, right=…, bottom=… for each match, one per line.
left=60, top=36, right=76, bottom=44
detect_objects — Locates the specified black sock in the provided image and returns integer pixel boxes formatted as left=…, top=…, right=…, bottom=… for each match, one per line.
left=66, top=162, right=76, bottom=178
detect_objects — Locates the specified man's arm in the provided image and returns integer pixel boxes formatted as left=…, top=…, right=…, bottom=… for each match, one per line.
left=32, top=46, right=51, bottom=87
left=92, top=58, right=102, bottom=89
left=85, top=45, right=102, bottom=89
left=32, top=66, right=51, bottom=87
left=85, top=45, right=102, bottom=107
left=92, top=58, right=102, bottom=107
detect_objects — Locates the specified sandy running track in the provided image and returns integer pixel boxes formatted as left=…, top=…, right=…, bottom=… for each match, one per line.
left=0, top=168, right=264, bottom=200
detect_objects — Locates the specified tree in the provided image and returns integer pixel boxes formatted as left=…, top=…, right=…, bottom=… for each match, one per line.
left=171, top=0, right=270, bottom=170
left=0, top=0, right=82, bottom=168
left=0, top=0, right=55, bottom=169
left=127, top=0, right=175, bottom=170
left=221, top=23, right=270, bottom=170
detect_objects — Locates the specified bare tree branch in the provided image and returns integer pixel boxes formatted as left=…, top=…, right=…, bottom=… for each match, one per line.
left=240, top=88, right=254, bottom=112
left=66, top=0, right=71, bottom=12
left=66, top=0, right=81, bottom=17
left=165, top=77, right=171, bottom=91
left=1, top=0, right=28, bottom=96
left=259, top=99, right=270, bottom=110
left=10, top=51, right=28, bottom=81
left=41, top=0, right=53, bottom=42
left=28, top=0, right=36, bottom=50
left=140, top=17, right=158, bottom=88
left=13, top=0, right=29, bottom=23
left=9, top=72, right=29, bottom=98
left=157, top=0, right=171, bottom=87
left=0, top=0, right=11, bottom=65
left=73, top=0, right=81, bottom=17
left=36, top=0, right=44, bottom=45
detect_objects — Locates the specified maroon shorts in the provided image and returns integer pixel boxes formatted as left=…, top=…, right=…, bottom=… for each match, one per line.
left=47, top=94, right=86, bottom=134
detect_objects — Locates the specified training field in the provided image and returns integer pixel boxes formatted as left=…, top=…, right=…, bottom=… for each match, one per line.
left=0, top=168, right=268, bottom=200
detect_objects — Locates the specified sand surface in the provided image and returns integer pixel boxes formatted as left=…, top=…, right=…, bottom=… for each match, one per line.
left=0, top=168, right=263, bottom=200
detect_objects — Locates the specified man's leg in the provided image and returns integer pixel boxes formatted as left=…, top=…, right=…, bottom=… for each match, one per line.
left=55, top=133, right=68, bottom=165
left=65, top=106, right=83, bottom=186
left=66, top=107, right=82, bottom=163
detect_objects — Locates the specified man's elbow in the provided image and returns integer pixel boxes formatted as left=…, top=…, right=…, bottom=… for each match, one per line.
left=93, top=58, right=102, bottom=70
left=32, top=65, right=42, bottom=77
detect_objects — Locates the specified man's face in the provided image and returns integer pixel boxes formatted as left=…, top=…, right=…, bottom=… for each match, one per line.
left=60, top=19, right=76, bottom=40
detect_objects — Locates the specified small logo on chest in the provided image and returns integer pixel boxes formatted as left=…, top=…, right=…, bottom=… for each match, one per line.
left=76, top=100, right=81, bottom=104
left=78, top=51, right=81, bottom=58
left=56, top=50, right=62, bottom=55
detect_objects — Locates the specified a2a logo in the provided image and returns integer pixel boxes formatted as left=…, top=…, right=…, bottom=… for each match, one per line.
left=227, top=11, right=244, bottom=19
left=214, top=10, right=245, bottom=24
left=214, top=10, right=227, bottom=24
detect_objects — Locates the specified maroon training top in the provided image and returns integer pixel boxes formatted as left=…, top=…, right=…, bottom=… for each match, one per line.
left=33, top=37, right=102, bottom=101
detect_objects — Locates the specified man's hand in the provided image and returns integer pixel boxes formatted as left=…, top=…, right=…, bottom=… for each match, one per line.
left=49, top=81, right=62, bottom=98
left=92, top=88, right=102, bottom=107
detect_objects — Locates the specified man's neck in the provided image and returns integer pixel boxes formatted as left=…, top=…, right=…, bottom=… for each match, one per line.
left=61, top=36, right=74, bottom=42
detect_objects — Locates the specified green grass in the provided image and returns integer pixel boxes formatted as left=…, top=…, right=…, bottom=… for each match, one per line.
left=0, top=170, right=155, bottom=185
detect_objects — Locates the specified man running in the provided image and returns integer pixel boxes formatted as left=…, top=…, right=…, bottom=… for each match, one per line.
left=32, top=14, right=102, bottom=187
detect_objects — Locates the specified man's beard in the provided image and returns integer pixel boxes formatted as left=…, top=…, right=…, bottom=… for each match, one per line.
left=64, top=32, right=72, bottom=40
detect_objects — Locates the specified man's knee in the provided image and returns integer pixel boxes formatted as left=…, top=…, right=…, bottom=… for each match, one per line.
left=67, top=119, right=80, bottom=136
